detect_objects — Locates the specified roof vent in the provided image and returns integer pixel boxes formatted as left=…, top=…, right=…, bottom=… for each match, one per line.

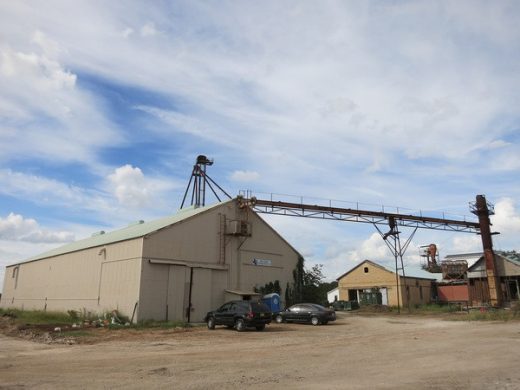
left=127, top=220, right=145, bottom=227
left=91, top=231, right=105, bottom=237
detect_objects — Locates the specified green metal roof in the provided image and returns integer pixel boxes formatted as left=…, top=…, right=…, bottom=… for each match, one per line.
left=19, top=201, right=230, bottom=264
left=497, top=251, right=520, bottom=265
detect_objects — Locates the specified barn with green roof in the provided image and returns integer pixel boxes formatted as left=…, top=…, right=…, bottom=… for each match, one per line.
left=1, top=199, right=300, bottom=322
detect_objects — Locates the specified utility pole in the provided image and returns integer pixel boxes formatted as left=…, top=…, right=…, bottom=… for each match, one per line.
left=471, top=195, right=502, bottom=307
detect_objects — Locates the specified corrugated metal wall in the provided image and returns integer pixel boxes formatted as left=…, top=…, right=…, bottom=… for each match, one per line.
left=437, top=284, right=469, bottom=302
left=140, top=202, right=298, bottom=321
left=0, top=239, right=143, bottom=318
left=1, top=201, right=299, bottom=322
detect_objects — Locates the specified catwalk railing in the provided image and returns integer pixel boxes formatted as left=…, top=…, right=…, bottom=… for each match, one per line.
left=237, top=193, right=480, bottom=233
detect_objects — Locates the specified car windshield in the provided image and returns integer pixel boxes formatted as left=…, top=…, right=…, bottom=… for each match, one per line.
left=250, top=301, right=270, bottom=312
left=219, top=303, right=232, bottom=311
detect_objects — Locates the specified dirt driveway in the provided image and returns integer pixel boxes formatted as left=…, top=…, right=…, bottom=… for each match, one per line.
left=1, top=313, right=520, bottom=389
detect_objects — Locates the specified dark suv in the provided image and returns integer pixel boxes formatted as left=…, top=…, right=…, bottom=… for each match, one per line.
left=205, top=300, right=272, bottom=331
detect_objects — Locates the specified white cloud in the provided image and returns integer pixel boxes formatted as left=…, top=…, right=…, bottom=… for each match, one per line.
left=108, top=165, right=150, bottom=207
left=105, top=164, right=182, bottom=213
left=0, top=169, right=111, bottom=213
left=0, top=31, right=121, bottom=167
left=134, top=105, right=240, bottom=149
left=31, top=30, right=64, bottom=61
left=0, top=1, right=519, bottom=283
left=0, top=167, right=183, bottom=227
left=491, top=198, right=520, bottom=251
left=346, top=233, right=389, bottom=263
left=493, top=198, right=520, bottom=232
left=140, top=22, right=157, bottom=37
left=1, top=2, right=518, bottom=179
left=1, top=37, right=75, bottom=92
left=230, top=170, right=260, bottom=182
left=484, top=139, right=511, bottom=150
left=450, top=235, right=482, bottom=254
left=0, top=212, right=74, bottom=243
left=490, top=149, right=520, bottom=172
left=122, top=27, right=134, bottom=38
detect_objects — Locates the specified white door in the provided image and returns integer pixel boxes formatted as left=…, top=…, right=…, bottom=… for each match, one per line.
left=380, top=288, right=388, bottom=305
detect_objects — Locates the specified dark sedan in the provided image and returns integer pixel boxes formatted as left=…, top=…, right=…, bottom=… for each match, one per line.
left=274, top=303, right=336, bottom=325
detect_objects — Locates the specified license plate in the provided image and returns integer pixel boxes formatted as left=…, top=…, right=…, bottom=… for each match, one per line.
left=260, top=313, right=264, bottom=317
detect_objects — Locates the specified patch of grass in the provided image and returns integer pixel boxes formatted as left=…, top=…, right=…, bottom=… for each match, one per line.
left=357, top=304, right=395, bottom=313
left=449, top=308, right=520, bottom=322
left=357, top=304, right=463, bottom=315
left=408, top=304, right=464, bottom=314
left=130, top=320, right=193, bottom=330
left=1, top=308, right=201, bottom=333
left=1, top=308, right=74, bottom=324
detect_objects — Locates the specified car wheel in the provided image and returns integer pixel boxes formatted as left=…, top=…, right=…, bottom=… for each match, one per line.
left=255, top=324, right=265, bottom=331
left=235, top=318, right=245, bottom=332
left=275, top=314, right=284, bottom=324
left=207, top=317, right=216, bottom=330
left=311, top=316, right=320, bottom=326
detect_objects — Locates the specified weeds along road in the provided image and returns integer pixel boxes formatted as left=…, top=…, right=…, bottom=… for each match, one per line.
left=1, top=313, right=520, bottom=389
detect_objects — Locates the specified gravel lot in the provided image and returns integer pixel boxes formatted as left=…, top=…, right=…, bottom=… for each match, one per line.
left=1, top=312, right=520, bottom=389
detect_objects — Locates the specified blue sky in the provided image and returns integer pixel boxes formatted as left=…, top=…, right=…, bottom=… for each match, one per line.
left=1, top=1, right=520, bottom=289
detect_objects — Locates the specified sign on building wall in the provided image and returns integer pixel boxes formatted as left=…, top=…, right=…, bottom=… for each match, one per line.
left=252, top=258, right=272, bottom=266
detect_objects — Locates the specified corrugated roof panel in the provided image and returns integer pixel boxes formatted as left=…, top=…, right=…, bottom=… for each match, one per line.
left=406, top=268, right=443, bottom=281
left=20, top=201, right=230, bottom=264
left=444, top=253, right=483, bottom=268
left=497, top=251, right=520, bottom=265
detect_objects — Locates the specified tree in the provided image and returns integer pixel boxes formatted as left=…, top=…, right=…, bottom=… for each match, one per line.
left=301, top=264, right=326, bottom=304
left=255, top=280, right=281, bottom=295
left=285, top=261, right=334, bottom=306
left=293, top=256, right=305, bottom=302
left=303, top=264, right=325, bottom=287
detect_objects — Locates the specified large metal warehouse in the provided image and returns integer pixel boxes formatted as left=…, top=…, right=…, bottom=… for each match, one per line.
left=0, top=199, right=300, bottom=322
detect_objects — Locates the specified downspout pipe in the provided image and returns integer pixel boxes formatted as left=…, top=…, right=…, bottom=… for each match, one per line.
left=186, top=267, right=194, bottom=322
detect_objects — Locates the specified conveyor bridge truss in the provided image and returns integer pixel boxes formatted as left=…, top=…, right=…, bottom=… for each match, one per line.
left=237, top=191, right=495, bottom=312
left=237, top=192, right=479, bottom=234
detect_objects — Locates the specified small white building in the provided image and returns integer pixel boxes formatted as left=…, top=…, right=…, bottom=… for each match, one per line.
left=327, top=287, right=339, bottom=303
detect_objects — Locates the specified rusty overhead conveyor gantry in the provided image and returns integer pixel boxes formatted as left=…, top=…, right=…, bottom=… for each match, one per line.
left=180, top=156, right=502, bottom=309
left=237, top=193, right=502, bottom=309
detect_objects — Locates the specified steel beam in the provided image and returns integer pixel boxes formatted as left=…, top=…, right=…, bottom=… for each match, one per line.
left=240, top=198, right=479, bottom=233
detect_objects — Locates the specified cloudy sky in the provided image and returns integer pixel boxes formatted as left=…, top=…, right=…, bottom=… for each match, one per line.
left=1, top=1, right=520, bottom=290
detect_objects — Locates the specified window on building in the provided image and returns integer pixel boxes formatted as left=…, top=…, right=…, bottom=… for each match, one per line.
left=364, top=267, right=369, bottom=273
